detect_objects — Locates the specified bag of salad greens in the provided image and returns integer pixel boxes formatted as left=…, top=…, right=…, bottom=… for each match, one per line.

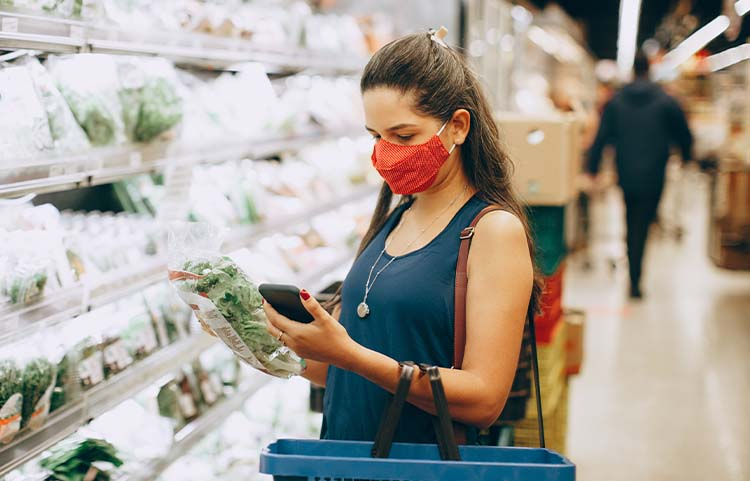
left=167, top=222, right=305, bottom=379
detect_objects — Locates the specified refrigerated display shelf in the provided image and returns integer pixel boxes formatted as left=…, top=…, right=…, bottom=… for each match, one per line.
left=0, top=130, right=366, bottom=199
left=0, top=184, right=377, bottom=349
left=0, top=10, right=367, bottom=73
left=223, top=184, right=378, bottom=252
left=0, top=331, right=217, bottom=477
left=120, top=375, right=271, bottom=481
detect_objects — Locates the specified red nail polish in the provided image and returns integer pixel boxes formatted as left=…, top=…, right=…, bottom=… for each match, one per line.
left=300, top=289, right=311, bottom=301
left=261, top=298, right=265, bottom=305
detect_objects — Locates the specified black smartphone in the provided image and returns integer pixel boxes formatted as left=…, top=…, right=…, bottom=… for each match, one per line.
left=258, top=283, right=315, bottom=323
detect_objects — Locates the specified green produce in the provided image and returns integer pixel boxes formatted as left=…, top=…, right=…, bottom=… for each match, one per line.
left=8, top=272, right=48, bottom=305
left=119, top=68, right=183, bottom=143
left=156, top=380, right=186, bottom=431
left=40, top=438, right=123, bottom=481
left=57, top=86, right=118, bottom=146
left=0, top=360, right=23, bottom=411
left=50, top=352, right=78, bottom=413
left=21, top=358, right=56, bottom=428
left=172, top=256, right=305, bottom=378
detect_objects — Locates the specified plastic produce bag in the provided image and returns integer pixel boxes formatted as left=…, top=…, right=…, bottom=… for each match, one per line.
left=117, top=56, right=183, bottom=143
left=47, top=54, right=126, bottom=146
left=167, top=222, right=305, bottom=378
left=0, top=66, right=55, bottom=161
left=0, top=359, right=23, bottom=444
left=21, top=57, right=91, bottom=155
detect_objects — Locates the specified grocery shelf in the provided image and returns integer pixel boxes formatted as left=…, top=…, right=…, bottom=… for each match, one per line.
left=121, top=375, right=271, bottom=481
left=0, top=10, right=367, bottom=73
left=0, top=184, right=376, bottom=349
left=223, top=184, right=379, bottom=252
left=0, top=332, right=217, bottom=477
left=0, top=130, right=365, bottom=199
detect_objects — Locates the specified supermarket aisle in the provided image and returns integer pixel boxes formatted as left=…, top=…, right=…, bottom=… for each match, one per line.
left=565, top=172, right=750, bottom=481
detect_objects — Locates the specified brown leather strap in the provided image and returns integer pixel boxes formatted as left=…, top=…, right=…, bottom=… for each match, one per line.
left=453, top=205, right=505, bottom=369
left=451, top=205, right=503, bottom=446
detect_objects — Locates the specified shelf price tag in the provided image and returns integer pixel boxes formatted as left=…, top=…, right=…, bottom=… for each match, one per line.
left=1, top=17, right=19, bottom=33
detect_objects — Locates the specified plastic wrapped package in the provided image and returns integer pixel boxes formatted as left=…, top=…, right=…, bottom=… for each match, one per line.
left=0, top=66, right=55, bottom=162
left=210, top=65, right=278, bottom=140
left=167, top=222, right=305, bottom=378
left=175, top=71, right=229, bottom=147
left=47, top=54, right=126, bottom=147
left=0, top=230, right=62, bottom=306
left=0, top=356, right=24, bottom=444
left=118, top=302, right=160, bottom=361
left=19, top=57, right=92, bottom=155
left=116, top=56, right=184, bottom=143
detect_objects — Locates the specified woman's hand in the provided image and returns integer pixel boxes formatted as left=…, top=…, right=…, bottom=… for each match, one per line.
left=263, top=289, right=358, bottom=368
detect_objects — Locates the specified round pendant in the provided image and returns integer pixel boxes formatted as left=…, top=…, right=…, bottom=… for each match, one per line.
left=357, top=302, right=370, bottom=318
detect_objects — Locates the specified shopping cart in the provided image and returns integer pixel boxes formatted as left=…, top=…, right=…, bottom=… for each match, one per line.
left=260, top=361, right=575, bottom=481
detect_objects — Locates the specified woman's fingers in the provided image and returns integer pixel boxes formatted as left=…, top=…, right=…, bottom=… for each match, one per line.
left=263, top=301, right=300, bottom=336
left=299, top=289, right=329, bottom=322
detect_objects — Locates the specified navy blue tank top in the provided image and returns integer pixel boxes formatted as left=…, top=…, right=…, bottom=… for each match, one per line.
left=321, top=194, right=490, bottom=444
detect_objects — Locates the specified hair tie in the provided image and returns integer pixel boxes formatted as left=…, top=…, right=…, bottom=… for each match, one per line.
left=429, top=26, right=449, bottom=48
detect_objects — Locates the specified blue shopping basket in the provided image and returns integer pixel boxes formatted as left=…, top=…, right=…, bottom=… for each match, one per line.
left=260, top=363, right=575, bottom=481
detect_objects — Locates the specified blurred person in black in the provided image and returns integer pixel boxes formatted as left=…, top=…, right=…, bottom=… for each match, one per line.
left=586, top=52, right=693, bottom=299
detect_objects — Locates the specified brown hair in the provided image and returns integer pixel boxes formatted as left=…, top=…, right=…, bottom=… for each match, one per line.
left=331, top=31, right=542, bottom=322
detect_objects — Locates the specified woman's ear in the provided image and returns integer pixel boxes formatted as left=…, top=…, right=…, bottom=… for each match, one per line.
left=450, top=109, right=471, bottom=145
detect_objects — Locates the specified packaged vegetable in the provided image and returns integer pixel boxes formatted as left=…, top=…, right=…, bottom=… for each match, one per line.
left=20, top=57, right=91, bottom=155
left=21, top=357, right=57, bottom=430
left=167, top=222, right=305, bottom=378
left=116, top=57, right=183, bottom=143
left=40, top=437, right=123, bottom=481
left=157, top=380, right=187, bottom=431
left=75, top=337, right=105, bottom=390
left=48, top=54, right=126, bottom=146
left=0, top=360, right=24, bottom=444
left=0, top=65, right=55, bottom=162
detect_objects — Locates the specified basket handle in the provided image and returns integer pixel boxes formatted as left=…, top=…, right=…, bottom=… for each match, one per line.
left=371, top=362, right=461, bottom=461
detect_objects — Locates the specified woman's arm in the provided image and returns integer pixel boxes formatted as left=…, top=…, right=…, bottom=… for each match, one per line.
left=301, top=360, right=329, bottom=386
left=264, top=211, right=532, bottom=428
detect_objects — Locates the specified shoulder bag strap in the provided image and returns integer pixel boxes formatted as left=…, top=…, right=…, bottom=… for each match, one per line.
left=453, top=205, right=545, bottom=448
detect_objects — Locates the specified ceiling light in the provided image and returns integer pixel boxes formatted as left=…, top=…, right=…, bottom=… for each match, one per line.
left=735, top=0, right=750, bottom=16
left=617, top=0, right=643, bottom=79
left=708, top=43, right=750, bottom=71
left=662, top=15, right=731, bottom=69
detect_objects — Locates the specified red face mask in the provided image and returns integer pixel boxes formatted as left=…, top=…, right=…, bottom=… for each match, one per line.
left=371, top=121, right=456, bottom=195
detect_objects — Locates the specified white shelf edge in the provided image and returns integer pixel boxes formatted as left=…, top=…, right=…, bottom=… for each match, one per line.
left=0, top=131, right=365, bottom=199
left=0, top=9, right=367, bottom=72
left=0, top=332, right=217, bottom=477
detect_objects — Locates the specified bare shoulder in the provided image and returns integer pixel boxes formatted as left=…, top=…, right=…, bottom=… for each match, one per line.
left=472, top=210, right=527, bottom=246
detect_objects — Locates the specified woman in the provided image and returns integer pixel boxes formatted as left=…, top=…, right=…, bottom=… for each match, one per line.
left=264, top=29, right=541, bottom=445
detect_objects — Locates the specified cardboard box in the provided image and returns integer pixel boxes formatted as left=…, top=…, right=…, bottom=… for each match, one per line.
left=564, top=309, right=585, bottom=376
left=496, top=113, right=582, bottom=206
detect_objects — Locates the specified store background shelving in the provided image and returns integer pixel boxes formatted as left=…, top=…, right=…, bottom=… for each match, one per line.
left=0, top=9, right=367, bottom=73
left=0, top=2, right=375, bottom=477
left=0, top=129, right=365, bottom=198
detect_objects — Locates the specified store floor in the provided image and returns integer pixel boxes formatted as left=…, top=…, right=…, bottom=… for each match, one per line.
left=565, top=172, right=750, bottom=481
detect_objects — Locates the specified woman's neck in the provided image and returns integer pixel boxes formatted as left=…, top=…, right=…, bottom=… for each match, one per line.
left=410, top=160, right=474, bottom=218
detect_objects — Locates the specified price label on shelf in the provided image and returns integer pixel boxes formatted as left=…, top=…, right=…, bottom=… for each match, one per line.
left=1, top=17, right=19, bottom=33
left=69, top=25, right=85, bottom=40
